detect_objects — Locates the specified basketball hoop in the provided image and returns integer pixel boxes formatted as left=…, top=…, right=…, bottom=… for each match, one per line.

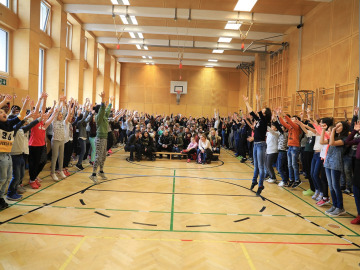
left=176, top=91, right=181, bottom=105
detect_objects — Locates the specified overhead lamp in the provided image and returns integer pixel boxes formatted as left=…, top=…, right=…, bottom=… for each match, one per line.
left=205, top=65, right=214, bottom=68
left=218, top=37, right=232, bottom=43
left=111, top=0, right=130, bottom=4
left=225, top=21, right=242, bottom=30
left=146, top=63, right=149, bottom=65
left=110, top=0, right=118, bottom=4
left=234, top=0, right=258, bottom=12
left=120, top=15, right=129, bottom=24
left=208, top=59, right=218, bottom=62
left=122, top=0, right=130, bottom=5
left=142, top=56, right=146, bottom=58
left=144, top=46, right=148, bottom=50
left=136, top=45, right=141, bottom=49
left=212, top=50, right=224, bottom=54
left=148, top=56, right=152, bottom=59
left=130, top=15, right=138, bottom=25
left=129, top=32, right=136, bottom=38
left=137, top=33, right=144, bottom=38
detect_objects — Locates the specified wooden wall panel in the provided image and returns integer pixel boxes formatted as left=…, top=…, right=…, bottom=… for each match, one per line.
left=299, top=56, right=313, bottom=90
left=331, top=0, right=352, bottom=44
left=229, top=72, right=240, bottom=92
left=350, top=34, right=359, bottom=82
left=301, top=16, right=315, bottom=59
left=313, top=49, right=330, bottom=88
left=329, top=39, right=351, bottom=85
left=352, top=0, right=359, bottom=34
left=314, top=4, right=331, bottom=53
left=289, top=30, right=299, bottom=66
left=129, top=67, right=146, bottom=87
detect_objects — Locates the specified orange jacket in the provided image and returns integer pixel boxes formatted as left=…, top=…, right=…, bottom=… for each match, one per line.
left=279, top=115, right=302, bottom=147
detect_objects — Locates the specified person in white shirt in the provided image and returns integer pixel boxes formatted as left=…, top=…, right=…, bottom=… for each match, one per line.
left=265, top=120, right=281, bottom=183
left=197, top=133, right=213, bottom=165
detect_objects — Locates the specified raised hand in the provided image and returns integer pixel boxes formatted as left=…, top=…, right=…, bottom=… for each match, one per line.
left=354, top=106, right=359, bottom=116
left=22, top=95, right=31, bottom=107
left=242, top=95, right=249, bottom=102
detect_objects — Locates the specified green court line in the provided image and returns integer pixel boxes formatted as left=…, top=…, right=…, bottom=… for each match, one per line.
left=8, top=222, right=344, bottom=237
left=170, top=170, right=176, bottom=231
left=9, top=203, right=353, bottom=218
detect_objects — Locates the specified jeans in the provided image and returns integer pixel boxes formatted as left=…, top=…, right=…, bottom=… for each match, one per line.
left=197, top=149, right=208, bottom=163
left=0, top=153, right=12, bottom=199
left=7, top=154, right=25, bottom=196
left=277, top=151, right=289, bottom=183
left=252, top=142, right=266, bottom=187
left=172, top=147, right=180, bottom=153
left=89, top=137, right=96, bottom=162
left=222, top=130, right=226, bottom=146
left=287, top=146, right=300, bottom=182
left=125, top=144, right=142, bottom=159
left=325, top=168, right=343, bottom=209
left=353, top=185, right=360, bottom=215
left=77, top=138, right=86, bottom=166
left=265, top=153, right=278, bottom=180
left=310, top=152, right=322, bottom=192
left=342, top=154, right=353, bottom=189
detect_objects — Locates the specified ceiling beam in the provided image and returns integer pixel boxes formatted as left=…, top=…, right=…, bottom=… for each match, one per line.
left=83, top=24, right=284, bottom=41
left=97, top=37, right=270, bottom=52
left=117, top=58, right=242, bottom=68
left=108, top=50, right=255, bottom=62
left=64, top=4, right=301, bottom=25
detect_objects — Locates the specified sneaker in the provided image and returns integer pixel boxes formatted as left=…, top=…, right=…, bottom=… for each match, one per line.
left=187, top=159, right=191, bottom=163
left=75, top=164, right=84, bottom=171
left=50, top=173, right=59, bottom=182
left=329, top=208, right=346, bottom=217
left=68, top=163, right=73, bottom=167
left=292, top=181, right=302, bottom=188
left=35, top=179, right=42, bottom=187
left=97, top=172, right=107, bottom=180
left=29, top=181, right=39, bottom=189
left=268, top=179, right=277, bottom=184
left=58, top=171, right=67, bottom=178
left=129, top=157, right=134, bottom=161
left=311, top=191, right=319, bottom=200
left=250, top=161, right=254, bottom=165
left=343, top=189, right=352, bottom=195
left=286, top=181, right=294, bottom=187
left=317, top=198, right=330, bottom=206
left=250, top=182, right=258, bottom=191
left=89, top=175, right=99, bottom=184
left=0, top=199, right=9, bottom=210
left=17, top=185, right=26, bottom=194
left=256, top=186, right=264, bottom=196
left=316, top=193, right=323, bottom=201
left=325, top=206, right=336, bottom=214
left=64, top=169, right=70, bottom=177
left=6, top=193, right=23, bottom=201
left=109, top=149, right=113, bottom=154
left=351, top=215, right=360, bottom=224
left=278, top=181, right=285, bottom=187
left=240, top=158, right=247, bottom=163
left=303, top=189, right=314, bottom=196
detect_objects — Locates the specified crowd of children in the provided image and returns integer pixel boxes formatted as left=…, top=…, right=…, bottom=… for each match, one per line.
left=0, top=91, right=359, bottom=225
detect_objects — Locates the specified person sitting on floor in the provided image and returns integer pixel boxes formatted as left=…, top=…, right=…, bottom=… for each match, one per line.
left=172, top=132, right=184, bottom=160
left=125, top=130, right=142, bottom=162
left=157, top=130, right=173, bottom=159
left=197, top=133, right=213, bottom=165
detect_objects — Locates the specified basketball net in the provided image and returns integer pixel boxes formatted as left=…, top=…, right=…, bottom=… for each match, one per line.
left=176, top=91, right=181, bottom=105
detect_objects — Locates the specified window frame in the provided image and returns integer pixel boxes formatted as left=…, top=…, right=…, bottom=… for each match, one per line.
left=0, top=0, right=9, bottom=8
left=84, top=37, right=88, bottom=61
left=64, top=60, right=68, bottom=96
left=40, top=0, right=51, bottom=35
left=0, top=27, right=9, bottom=75
left=38, top=48, right=45, bottom=98
left=66, top=21, right=73, bottom=50
left=96, top=48, right=99, bottom=68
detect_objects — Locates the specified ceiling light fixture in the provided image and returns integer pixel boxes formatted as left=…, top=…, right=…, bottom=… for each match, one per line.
left=130, top=15, right=138, bottom=25
left=148, top=56, right=152, bottom=59
left=234, top=0, right=258, bottom=12
left=122, top=0, right=130, bottom=5
left=136, top=45, right=141, bottom=49
left=146, top=63, right=149, bottom=65
left=225, top=21, right=242, bottom=30
left=110, top=0, right=118, bottom=4
left=144, top=46, right=148, bottom=50
left=129, top=32, right=136, bottom=38
left=218, top=37, right=232, bottom=43
left=208, top=59, right=218, bottom=62
left=142, top=56, right=146, bottom=58
left=212, top=50, right=224, bottom=54
left=120, top=15, right=129, bottom=24
left=137, top=33, right=144, bottom=38
left=205, top=65, right=214, bottom=68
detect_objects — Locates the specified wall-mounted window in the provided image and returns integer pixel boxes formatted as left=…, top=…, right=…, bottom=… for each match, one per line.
left=0, top=28, right=9, bottom=73
left=0, top=0, right=9, bottom=8
left=40, top=1, right=51, bottom=35
left=84, top=37, right=88, bottom=61
left=96, top=48, right=99, bottom=68
left=66, top=22, right=73, bottom=50
left=38, top=48, right=45, bottom=97
left=64, top=60, right=68, bottom=96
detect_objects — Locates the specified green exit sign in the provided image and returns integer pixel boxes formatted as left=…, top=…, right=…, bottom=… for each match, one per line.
left=0, top=78, right=6, bottom=86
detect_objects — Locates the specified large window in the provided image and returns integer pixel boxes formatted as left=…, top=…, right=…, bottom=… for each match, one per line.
left=0, top=28, right=8, bottom=73
left=40, top=1, right=51, bottom=34
left=64, top=61, right=68, bottom=96
left=38, top=48, right=45, bottom=97
left=0, top=0, right=9, bottom=8
left=84, top=37, right=88, bottom=61
left=66, top=22, right=72, bottom=50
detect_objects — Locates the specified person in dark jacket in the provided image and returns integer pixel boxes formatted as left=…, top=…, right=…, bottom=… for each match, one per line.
left=125, top=130, right=142, bottom=161
left=172, top=132, right=184, bottom=160
left=157, top=130, right=173, bottom=159
left=141, top=131, right=155, bottom=161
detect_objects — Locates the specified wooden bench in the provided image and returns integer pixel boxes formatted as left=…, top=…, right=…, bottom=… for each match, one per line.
left=154, top=152, right=220, bottom=160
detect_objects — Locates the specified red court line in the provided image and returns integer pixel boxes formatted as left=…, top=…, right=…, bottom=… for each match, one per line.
left=0, top=230, right=351, bottom=246
left=0, top=230, right=84, bottom=238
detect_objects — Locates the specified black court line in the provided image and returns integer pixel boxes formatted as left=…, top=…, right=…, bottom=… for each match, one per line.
left=79, top=199, right=86, bottom=205
left=186, top=224, right=211, bottom=228
left=125, top=157, right=225, bottom=170
left=234, top=217, right=250, bottom=223
left=2, top=174, right=360, bottom=249
left=133, top=222, right=157, bottom=227
left=95, top=211, right=110, bottom=218
left=259, top=206, right=266, bottom=212
left=88, top=189, right=258, bottom=198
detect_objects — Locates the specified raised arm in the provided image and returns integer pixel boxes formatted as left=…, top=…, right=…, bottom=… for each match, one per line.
left=320, top=124, right=329, bottom=145
left=329, top=123, right=345, bottom=146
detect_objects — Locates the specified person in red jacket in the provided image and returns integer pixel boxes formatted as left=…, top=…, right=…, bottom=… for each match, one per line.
left=276, top=107, right=302, bottom=188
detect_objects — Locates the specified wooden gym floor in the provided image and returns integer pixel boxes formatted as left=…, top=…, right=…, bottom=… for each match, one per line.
left=1, top=148, right=360, bottom=270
